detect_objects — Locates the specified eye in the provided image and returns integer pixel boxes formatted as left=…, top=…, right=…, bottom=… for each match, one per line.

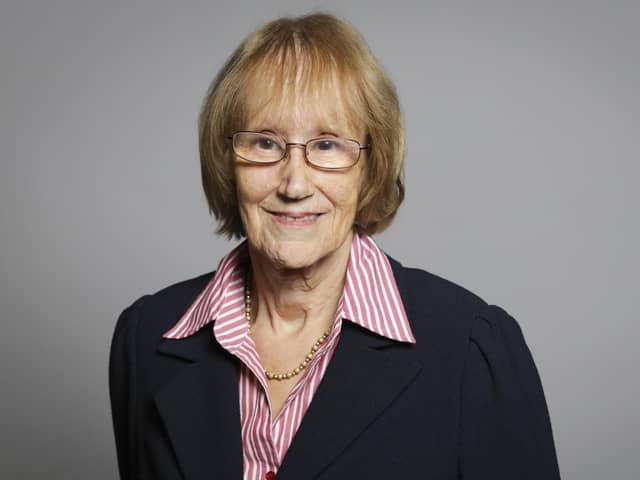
left=255, top=136, right=279, bottom=150
left=315, top=139, right=338, bottom=151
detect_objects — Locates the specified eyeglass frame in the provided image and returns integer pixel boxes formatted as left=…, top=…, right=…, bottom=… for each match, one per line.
left=226, top=131, right=370, bottom=170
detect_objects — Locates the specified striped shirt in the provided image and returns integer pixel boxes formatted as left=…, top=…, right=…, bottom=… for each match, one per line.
left=163, top=230, right=416, bottom=480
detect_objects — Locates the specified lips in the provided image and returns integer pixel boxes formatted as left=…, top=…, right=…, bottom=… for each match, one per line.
left=268, top=210, right=323, bottom=226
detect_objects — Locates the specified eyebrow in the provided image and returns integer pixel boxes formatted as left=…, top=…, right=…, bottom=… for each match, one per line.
left=245, top=120, right=354, bottom=137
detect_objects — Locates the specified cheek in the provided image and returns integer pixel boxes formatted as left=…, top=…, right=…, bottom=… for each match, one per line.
left=334, top=186, right=359, bottom=211
left=344, top=167, right=365, bottom=209
left=236, top=168, right=278, bottom=205
left=326, top=174, right=362, bottom=220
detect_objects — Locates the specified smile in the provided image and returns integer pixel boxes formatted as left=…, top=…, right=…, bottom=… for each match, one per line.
left=269, top=211, right=323, bottom=226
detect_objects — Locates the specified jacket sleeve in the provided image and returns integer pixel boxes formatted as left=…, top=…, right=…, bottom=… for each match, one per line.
left=109, top=296, right=148, bottom=480
left=459, top=304, right=562, bottom=479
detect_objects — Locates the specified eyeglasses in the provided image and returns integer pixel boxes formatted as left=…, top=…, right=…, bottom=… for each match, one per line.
left=227, top=131, right=369, bottom=170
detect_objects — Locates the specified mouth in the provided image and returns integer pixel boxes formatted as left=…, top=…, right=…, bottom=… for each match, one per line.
left=268, top=211, right=323, bottom=226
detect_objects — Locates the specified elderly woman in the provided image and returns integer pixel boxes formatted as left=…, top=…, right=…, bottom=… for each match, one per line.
left=110, top=13, right=561, bottom=480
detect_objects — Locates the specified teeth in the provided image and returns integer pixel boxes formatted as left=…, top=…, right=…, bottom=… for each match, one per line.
left=278, top=214, right=318, bottom=221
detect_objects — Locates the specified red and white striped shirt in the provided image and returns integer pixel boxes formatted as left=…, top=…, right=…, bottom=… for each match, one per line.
left=163, top=230, right=416, bottom=480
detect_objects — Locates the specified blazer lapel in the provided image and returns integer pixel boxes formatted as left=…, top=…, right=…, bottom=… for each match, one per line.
left=154, top=329, right=244, bottom=480
left=276, top=322, right=422, bottom=480
left=150, top=255, right=418, bottom=479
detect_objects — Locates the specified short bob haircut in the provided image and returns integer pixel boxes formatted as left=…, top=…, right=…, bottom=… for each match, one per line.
left=199, top=12, right=405, bottom=238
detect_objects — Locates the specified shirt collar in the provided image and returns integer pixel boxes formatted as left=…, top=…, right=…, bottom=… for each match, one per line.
left=163, top=230, right=415, bottom=344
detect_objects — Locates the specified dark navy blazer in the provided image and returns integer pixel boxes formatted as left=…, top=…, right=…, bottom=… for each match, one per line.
left=109, top=256, right=562, bottom=479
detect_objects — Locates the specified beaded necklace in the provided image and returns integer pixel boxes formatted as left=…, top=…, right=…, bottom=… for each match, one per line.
left=244, top=271, right=331, bottom=381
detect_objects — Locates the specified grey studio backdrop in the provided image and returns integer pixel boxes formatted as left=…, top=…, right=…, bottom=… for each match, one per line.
left=1, top=1, right=638, bottom=479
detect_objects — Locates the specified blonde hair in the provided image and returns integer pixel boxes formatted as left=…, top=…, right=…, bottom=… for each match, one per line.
left=199, top=12, right=405, bottom=238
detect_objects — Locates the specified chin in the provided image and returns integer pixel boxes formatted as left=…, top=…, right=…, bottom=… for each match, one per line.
left=247, top=227, right=353, bottom=272
left=268, top=241, right=327, bottom=271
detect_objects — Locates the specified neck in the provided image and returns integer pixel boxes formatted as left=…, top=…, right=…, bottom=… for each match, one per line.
left=248, top=231, right=353, bottom=337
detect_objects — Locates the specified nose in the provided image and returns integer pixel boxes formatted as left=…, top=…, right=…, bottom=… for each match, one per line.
left=277, top=144, right=313, bottom=200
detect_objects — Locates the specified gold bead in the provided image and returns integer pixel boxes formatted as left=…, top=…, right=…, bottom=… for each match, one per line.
left=244, top=269, right=334, bottom=381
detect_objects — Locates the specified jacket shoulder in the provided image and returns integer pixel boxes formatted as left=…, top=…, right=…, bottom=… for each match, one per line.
left=386, top=255, right=492, bottom=346
left=114, top=270, right=215, bottom=343
left=388, top=255, right=488, bottom=315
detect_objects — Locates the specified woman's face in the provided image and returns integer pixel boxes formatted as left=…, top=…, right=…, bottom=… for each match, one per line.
left=234, top=99, right=366, bottom=271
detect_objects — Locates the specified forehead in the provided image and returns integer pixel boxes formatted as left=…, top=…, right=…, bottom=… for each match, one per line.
left=238, top=56, right=365, bottom=138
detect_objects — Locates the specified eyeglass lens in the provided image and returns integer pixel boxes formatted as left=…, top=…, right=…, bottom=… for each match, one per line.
left=233, top=132, right=360, bottom=168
